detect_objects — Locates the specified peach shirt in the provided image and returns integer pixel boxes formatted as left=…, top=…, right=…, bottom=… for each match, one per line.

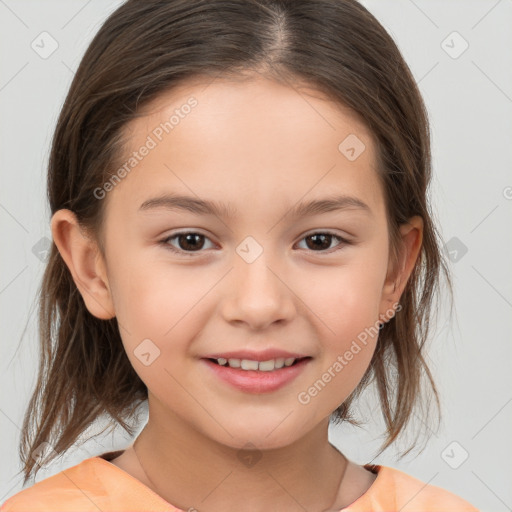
left=1, top=452, right=479, bottom=511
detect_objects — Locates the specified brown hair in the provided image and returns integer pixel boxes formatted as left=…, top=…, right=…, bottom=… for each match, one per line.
left=18, top=0, right=453, bottom=485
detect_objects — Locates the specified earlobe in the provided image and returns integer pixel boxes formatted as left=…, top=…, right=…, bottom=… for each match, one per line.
left=380, top=215, right=423, bottom=314
left=50, top=209, right=115, bottom=320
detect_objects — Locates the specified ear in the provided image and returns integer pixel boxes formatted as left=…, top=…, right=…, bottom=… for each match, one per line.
left=379, top=215, right=423, bottom=320
left=50, top=209, right=115, bottom=320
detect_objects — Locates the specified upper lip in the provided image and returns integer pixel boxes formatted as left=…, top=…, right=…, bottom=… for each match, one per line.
left=202, top=349, right=311, bottom=362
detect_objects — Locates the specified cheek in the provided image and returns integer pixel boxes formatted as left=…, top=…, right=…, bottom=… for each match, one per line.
left=303, top=257, right=386, bottom=337
left=109, top=259, right=215, bottom=356
left=297, top=258, right=384, bottom=390
left=110, top=252, right=185, bottom=323
left=108, top=263, right=207, bottom=398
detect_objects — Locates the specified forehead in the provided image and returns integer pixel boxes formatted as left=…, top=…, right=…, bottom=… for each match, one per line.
left=104, top=76, right=385, bottom=222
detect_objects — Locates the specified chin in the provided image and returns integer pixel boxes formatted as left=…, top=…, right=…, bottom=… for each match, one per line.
left=204, top=415, right=316, bottom=453
left=219, top=433, right=296, bottom=453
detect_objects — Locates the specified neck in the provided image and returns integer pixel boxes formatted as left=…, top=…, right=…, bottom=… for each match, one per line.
left=132, top=398, right=348, bottom=512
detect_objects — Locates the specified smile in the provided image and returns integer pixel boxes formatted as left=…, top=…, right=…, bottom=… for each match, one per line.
left=202, top=357, right=312, bottom=393
left=210, top=357, right=304, bottom=371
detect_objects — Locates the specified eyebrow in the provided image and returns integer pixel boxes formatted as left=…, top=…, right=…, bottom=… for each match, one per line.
left=138, top=193, right=373, bottom=219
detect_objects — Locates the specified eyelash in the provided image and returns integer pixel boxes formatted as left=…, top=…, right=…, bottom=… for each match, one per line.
left=159, top=230, right=352, bottom=257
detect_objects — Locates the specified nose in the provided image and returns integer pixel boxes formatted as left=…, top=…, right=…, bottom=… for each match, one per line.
left=220, top=249, right=296, bottom=330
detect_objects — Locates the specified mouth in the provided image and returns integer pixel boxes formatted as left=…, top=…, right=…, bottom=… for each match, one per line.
left=206, top=356, right=311, bottom=371
left=201, top=356, right=313, bottom=393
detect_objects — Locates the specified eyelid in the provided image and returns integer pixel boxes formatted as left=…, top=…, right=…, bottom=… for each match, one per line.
left=301, top=228, right=352, bottom=241
left=160, top=230, right=217, bottom=257
left=296, top=230, right=353, bottom=253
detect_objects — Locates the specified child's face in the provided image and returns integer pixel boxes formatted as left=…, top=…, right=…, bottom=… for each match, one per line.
left=70, top=76, right=418, bottom=449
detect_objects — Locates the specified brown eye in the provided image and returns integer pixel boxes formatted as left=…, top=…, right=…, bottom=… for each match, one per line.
left=175, top=233, right=205, bottom=251
left=296, top=232, right=351, bottom=253
left=161, top=232, right=214, bottom=255
left=305, top=233, right=334, bottom=251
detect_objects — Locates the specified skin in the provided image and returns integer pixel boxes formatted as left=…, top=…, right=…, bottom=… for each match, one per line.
left=51, top=75, right=423, bottom=512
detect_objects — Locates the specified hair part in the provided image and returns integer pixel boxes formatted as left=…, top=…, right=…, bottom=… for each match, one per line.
left=18, top=0, right=453, bottom=485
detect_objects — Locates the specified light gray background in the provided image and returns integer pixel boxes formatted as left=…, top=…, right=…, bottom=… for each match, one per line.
left=1, top=1, right=511, bottom=510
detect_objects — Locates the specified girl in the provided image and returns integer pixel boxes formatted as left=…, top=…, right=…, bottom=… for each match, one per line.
left=2, top=0, right=479, bottom=510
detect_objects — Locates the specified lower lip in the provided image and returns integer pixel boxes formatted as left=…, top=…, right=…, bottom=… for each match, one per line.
left=201, top=358, right=311, bottom=393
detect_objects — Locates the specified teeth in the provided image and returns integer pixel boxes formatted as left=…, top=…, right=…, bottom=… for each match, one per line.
left=274, top=357, right=285, bottom=369
left=258, top=359, right=276, bottom=372
left=241, top=359, right=259, bottom=370
left=215, top=357, right=298, bottom=371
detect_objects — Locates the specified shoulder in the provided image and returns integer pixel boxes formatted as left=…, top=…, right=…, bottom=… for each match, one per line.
left=1, top=458, right=106, bottom=512
left=346, top=464, right=480, bottom=512
left=0, top=455, right=174, bottom=512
